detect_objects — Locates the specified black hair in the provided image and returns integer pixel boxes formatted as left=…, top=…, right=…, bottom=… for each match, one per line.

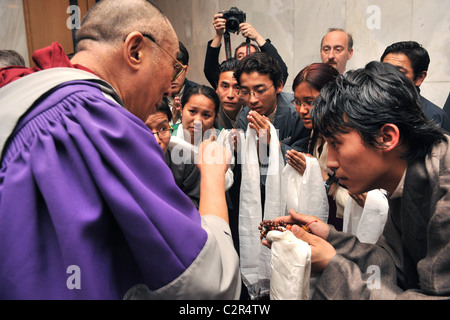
left=380, top=41, right=429, bottom=81
left=311, top=61, right=445, bottom=162
left=177, top=41, right=189, bottom=65
left=234, top=52, right=283, bottom=88
left=219, top=57, right=239, bottom=73
left=156, top=99, right=172, bottom=122
left=234, top=41, right=260, bottom=57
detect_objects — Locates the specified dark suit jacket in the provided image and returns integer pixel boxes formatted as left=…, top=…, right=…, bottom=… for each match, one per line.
left=420, top=94, right=450, bottom=133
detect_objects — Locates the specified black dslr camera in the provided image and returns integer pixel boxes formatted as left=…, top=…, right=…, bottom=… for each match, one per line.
left=221, top=7, right=246, bottom=34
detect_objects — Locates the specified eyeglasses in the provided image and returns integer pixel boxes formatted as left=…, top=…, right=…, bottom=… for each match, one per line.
left=238, top=84, right=273, bottom=100
left=151, top=126, right=173, bottom=139
left=141, top=33, right=187, bottom=82
left=291, top=99, right=314, bottom=108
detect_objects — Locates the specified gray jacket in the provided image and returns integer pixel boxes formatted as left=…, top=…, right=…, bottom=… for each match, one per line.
left=313, top=136, right=450, bottom=299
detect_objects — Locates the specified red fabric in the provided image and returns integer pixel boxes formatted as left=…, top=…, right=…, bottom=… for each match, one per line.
left=0, top=42, right=94, bottom=88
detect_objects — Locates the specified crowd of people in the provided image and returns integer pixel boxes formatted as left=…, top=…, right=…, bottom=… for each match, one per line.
left=0, top=0, right=449, bottom=300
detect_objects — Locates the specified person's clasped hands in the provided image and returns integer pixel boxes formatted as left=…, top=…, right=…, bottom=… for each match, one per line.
left=262, top=209, right=337, bottom=272
left=247, top=110, right=272, bottom=145
left=286, top=150, right=316, bottom=175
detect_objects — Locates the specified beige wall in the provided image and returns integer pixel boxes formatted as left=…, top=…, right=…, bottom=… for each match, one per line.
left=152, top=0, right=450, bottom=107
left=0, top=0, right=29, bottom=66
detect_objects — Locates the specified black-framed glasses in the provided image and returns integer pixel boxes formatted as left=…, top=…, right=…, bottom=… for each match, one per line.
left=238, top=84, right=273, bottom=100
left=141, top=33, right=187, bottom=82
left=151, top=126, right=173, bottom=139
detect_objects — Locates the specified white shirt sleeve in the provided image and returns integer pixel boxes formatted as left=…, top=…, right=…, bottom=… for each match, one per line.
left=123, top=215, right=241, bottom=300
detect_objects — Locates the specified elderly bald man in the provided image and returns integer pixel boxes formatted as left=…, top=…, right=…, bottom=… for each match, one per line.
left=0, top=0, right=240, bottom=300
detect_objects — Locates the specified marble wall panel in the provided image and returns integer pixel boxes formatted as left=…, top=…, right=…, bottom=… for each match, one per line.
left=412, top=0, right=450, bottom=107
left=345, top=0, right=413, bottom=71
left=345, top=0, right=450, bottom=106
left=292, top=0, right=346, bottom=90
left=0, top=0, right=29, bottom=67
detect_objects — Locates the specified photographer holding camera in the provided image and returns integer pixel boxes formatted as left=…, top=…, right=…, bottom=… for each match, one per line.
left=204, top=7, right=288, bottom=89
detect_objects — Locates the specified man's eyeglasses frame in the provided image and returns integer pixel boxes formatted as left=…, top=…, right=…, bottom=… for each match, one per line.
left=141, top=33, right=187, bottom=82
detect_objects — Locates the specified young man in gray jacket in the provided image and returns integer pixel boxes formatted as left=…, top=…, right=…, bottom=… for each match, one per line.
left=269, top=61, right=450, bottom=299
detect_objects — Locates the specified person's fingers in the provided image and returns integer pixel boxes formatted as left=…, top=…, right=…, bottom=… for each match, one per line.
left=290, top=224, right=318, bottom=245
left=251, top=112, right=270, bottom=129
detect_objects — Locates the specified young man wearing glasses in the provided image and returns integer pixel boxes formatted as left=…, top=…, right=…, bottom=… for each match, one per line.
left=0, top=0, right=240, bottom=300
left=234, top=52, right=311, bottom=157
left=234, top=52, right=311, bottom=298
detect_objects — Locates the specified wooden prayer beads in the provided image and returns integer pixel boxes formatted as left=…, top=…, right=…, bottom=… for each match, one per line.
left=259, top=220, right=288, bottom=240
left=259, top=219, right=316, bottom=240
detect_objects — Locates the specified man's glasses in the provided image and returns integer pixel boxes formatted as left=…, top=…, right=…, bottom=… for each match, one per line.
left=151, top=126, right=173, bottom=139
left=291, top=99, right=314, bottom=108
left=141, top=33, right=187, bottom=82
left=238, top=84, right=273, bottom=100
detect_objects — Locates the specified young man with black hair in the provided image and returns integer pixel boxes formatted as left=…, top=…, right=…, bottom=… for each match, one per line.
left=234, top=52, right=310, bottom=157
left=215, top=58, right=244, bottom=129
left=271, top=61, right=450, bottom=299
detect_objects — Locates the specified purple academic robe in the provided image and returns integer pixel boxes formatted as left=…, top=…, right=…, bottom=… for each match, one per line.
left=0, top=80, right=210, bottom=299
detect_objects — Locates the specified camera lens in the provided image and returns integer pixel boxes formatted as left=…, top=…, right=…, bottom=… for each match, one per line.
left=226, top=17, right=240, bottom=33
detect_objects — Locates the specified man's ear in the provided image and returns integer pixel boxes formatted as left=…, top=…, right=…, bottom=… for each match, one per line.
left=414, top=70, right=427, bottom=87
left=122, top=32, right=146, bottom=71
left=347, top=48, right=354, bottom=60
left=379, top=123, right=401, bottom=152
left=276, top=81, right=284, bottom=93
